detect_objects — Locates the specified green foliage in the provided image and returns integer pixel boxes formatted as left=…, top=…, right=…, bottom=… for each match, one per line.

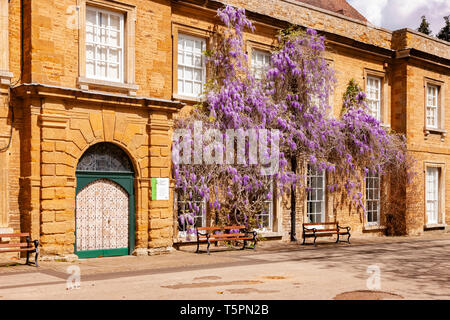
left=277, top=25, right=306, bottom=46
left=417, top=15, right=432, bottom=36
left=437, top=15, right=450, bottom=42
left=341, top=79, right=365, bottom=114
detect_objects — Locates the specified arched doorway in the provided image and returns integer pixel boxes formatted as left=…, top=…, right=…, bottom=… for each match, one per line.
left=75, top=143, right=135, bottom=258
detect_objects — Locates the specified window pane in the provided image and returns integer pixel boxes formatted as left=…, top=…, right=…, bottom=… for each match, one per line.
left=86, top=60, right=95, bottom=77
left=86, top=44, right=95, bottom=60
left=86, top=25, right=95, bottom=42
left=185, top=68, right=193, bottom=80
left=193, top=82, right=202, bottom=95
left=185, top=81, right=193, bottom=95
left=109, top=30, right=120, bottom=47
left=109, top=63, right=119, bottom=80
left=110, top=15, right=120, bottom=30
left=87, top=10, right=96, bottom=25
left=185, top=52, right=193, bottom=66
left=97, top=61, right=106, bottom=78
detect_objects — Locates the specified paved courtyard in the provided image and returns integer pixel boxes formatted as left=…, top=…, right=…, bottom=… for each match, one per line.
left=0, top=233, right=449, bottom=300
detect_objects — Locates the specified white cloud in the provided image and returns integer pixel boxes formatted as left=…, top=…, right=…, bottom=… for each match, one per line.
left=347, top=0, right=450, bottom=35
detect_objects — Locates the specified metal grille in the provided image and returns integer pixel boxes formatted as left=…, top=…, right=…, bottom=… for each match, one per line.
left=76, top=143, right=133, bottom=172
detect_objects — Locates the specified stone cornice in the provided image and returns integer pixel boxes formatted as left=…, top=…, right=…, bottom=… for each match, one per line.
left=11, top=83, right=186, bottom=112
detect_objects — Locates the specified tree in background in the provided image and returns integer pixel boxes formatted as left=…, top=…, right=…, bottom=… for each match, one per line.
left=417, top=15, right=432, bottom=36
left=437, top=15, right=450, bottom=42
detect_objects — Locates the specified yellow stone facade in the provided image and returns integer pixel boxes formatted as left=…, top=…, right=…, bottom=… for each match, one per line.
left=0, top=0, right=449, bottom=259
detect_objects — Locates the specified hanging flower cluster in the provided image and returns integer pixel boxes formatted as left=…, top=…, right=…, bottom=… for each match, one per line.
left=172, top=5, right=411, bottom=235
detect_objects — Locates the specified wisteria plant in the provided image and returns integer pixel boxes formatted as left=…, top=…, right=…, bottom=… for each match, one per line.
left=172, top=5, right=412, bottom=238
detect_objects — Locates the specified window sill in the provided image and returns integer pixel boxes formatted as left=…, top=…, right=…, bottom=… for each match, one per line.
left=0, top=227, right=14, bottom=241
left=363, top=225, right=386, bottom=231
left=172, top=93, right=205, bottom=104
left=0, top=70, right=13, bottom=85
left=424, top=223, right=447, bottom=230
left=424, top=128, right=446, bottom=141
left=77, top=77, right=139, bottom=96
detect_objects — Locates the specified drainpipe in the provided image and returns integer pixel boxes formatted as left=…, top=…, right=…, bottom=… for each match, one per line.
left=290, top=156, right=297, bottom=241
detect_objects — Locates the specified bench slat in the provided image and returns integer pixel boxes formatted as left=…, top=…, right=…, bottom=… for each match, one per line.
left=303, top=222, right=338, bottom=226
left=0, top=233, right=30, bottom=238
left=0, top=248, right=35, bottom=253
left=208, top=236, right=254, bottom=241
left=304, top=228, right=338, bottom=233
left=0, top=243, right=30, bottom=248
left=197, top=226, right=246, bottom=231
left=304, top=233, right=337, bottom=237
left=198, top=233, right=247, bottom=238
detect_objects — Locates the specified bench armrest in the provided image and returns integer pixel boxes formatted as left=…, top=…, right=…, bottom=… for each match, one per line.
left=244, top=229, right=258, bottom=240
left=337, top=225, right=351, bottom=232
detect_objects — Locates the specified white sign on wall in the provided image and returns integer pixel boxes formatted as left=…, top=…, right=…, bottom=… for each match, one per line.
left=152, top=178, right=169, bottom=200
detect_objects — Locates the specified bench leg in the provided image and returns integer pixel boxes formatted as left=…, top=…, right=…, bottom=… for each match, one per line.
left=207, top=239, right=211, bottom=255
left=302, top=236, right=306, bottom=245
left=336, top=232, right=340, bottom=243
left=252, top=238, right=257, bottom=249
left=196, top=240, right=200, bottom=253
left=347, top=233, right=351, bottom=244
left=313, top=235, right=317, bottom=247
left=26, top=250, right=30, bottom=265
left=241, top=239, right=247, bottom=250
left=34, top=248, right=39, bottom=267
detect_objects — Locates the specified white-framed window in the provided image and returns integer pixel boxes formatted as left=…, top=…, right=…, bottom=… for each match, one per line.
left=426, top=167, right=439, bottom=225
left=256, top=181, right=274, bottom=232
left=177, top=34, right=206, bottom=97
left=251, top=49, right=271, bottom=80
left=306, top=165, right=326, bottom=223
left=365, top=172, right=380, bottom=225
left=85, top=6, right=124, bottom=82
left=176, top=189, right=206, bottom=237
left=366, top=76, right=381, bottom=121
left=426, top=84, right=439, bottom=129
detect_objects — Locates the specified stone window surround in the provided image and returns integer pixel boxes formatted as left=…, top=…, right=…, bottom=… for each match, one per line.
left=303, top=163, right=332, bottom=224
left=423, top=77, right=446, bottom=141
left=363, top=68, right=389, bottom=128
left=76, top=0, right=138, bottom=96
left=361, top=172, right=390, bottom=231
left=423, top=162, right=446, bottom=229
left=246, top=40, right=273, bottom=76
left=172, top=23, right=212, bottom=103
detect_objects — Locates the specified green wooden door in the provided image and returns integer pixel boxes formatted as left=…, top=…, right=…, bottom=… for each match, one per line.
left=75, top=172, right=135, bottom=259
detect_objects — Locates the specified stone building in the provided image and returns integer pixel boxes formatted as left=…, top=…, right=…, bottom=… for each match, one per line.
left=0, top=0, right=449, bottom=260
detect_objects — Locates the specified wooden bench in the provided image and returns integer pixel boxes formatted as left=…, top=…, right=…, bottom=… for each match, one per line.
left=0, top=233, right=39, bottom=267
left=302, top=222, right=351, bottom=246
left=196, top=225, right=257, bottom=254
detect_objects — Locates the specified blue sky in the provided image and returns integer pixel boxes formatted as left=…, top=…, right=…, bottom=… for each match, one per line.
left=347, top=0, right=450, bottom=35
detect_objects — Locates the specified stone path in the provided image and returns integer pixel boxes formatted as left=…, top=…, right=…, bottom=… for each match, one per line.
left=0, top=233, right=449, bottom=299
